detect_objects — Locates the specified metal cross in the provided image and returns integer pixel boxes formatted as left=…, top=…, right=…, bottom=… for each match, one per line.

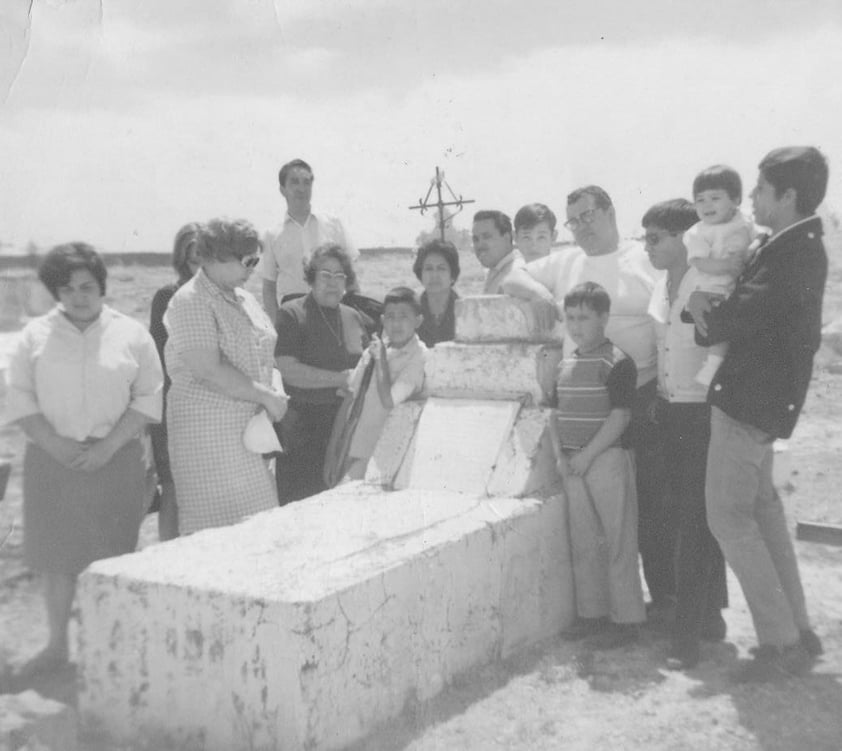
left=409, top=166, right=475, bottom=242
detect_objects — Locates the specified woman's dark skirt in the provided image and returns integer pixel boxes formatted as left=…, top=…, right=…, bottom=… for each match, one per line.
left=274, top=400, right=341, bottom=505
left=23, top=439, right=147, bottom=577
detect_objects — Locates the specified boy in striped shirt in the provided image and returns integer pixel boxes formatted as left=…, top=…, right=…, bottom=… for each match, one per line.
left=549, top=281, right=646, bottom=648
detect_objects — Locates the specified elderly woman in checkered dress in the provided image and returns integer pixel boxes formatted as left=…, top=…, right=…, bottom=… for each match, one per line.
left=164, top=219, right=288, bottom=535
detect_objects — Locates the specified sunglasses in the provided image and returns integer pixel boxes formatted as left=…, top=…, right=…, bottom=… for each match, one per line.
left=240, top=253, right=261, bottom=270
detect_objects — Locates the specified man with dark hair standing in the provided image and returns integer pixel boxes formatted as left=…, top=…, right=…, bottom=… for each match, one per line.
left=259, top=158, right=358, bottom=323
left=688, top=146, right=828, bottom=682
left=644, top=198, right=728, bottom=670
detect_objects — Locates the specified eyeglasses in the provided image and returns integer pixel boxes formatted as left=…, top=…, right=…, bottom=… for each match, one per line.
left=563, top=208, right=600, bottom=231
left=316, top=270, right=347, bottom=284
left=240, top=254, right=261, bottom=269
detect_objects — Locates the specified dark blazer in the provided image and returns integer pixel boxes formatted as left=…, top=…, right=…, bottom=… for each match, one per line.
left=697, top=216, right=827, bottom=439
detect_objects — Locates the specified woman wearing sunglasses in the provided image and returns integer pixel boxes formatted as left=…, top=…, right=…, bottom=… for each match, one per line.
left=163, top=218, right=288, bottom=535
left=274, top=242, right=370, bottom=503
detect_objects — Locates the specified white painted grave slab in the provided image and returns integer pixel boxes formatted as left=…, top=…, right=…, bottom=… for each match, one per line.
left=77, top=485, right=573, bottom=751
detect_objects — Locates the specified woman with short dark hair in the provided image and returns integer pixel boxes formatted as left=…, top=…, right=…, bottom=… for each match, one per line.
left=6, top=242, right=163, bottom=682
left=412, top=239, right=460, bottom=347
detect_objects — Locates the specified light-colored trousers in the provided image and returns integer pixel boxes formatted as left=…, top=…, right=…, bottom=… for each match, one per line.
left=705, top=407, right=810, bottom=647
left=563, top=447, right=646, bottom=624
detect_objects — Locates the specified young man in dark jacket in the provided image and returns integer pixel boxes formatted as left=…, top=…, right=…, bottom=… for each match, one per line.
left=688, top=146, right=827, bottom=682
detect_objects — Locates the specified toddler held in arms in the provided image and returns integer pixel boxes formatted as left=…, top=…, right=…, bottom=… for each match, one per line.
left=684, top=165, right=756, bottom=386
left=342, top=287, right=427, bottom=480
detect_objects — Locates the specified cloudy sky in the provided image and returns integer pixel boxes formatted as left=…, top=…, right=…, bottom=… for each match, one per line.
left=1, top=0, right=841, bottom=253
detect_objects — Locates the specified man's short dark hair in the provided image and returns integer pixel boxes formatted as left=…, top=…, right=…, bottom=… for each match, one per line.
left=759, top=146, right=828, bottom=216
left=563, top=281, right=611, bottom=315
left=412, top=239, right=460, bottom=282
left=278, top=158, right=314, bottom=189
left=641, top=199, right=699, bottom=234
left=566, top=185, right=613, bottom=210
left=514, top=203, right=557, bottom=232
left=692, top=165, right=742, bottom=203
left=384, top=286, right=422, bottom=314
left=473, top=210, right=512, bottom=237
left=38, top=242, right=107, bottom=299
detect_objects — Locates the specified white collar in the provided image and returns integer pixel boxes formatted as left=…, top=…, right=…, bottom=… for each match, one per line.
left=766, top=214, right=819, bottom=244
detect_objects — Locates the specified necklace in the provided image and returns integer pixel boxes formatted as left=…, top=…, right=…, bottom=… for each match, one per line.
left=317, top=302, right=343, bottom=348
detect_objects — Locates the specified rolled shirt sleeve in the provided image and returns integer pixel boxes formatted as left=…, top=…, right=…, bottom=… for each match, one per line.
left=128, top=327, right=164, bottom=422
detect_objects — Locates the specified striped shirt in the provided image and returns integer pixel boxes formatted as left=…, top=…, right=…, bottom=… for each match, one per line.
left=554, top=339, right=636, bottom=450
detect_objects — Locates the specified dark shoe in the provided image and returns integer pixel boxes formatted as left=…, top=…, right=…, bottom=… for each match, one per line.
left=732, top=643, right=813, bottom=684
left=561, top=616, right=608, bottom=641
left=665, top=640, right=700, bottom=671
left=800, top=628, right=823, bottom=657
left=700, top=612, right=728, bottom=642
left=587, top=622, right=640, bottom=650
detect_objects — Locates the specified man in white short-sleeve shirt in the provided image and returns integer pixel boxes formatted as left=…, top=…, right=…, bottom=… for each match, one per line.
left=504, top=186, right=658, bottom=387
left=259, top=158, right=358, bottom=323
left=504, top=185, right=674, bottom=618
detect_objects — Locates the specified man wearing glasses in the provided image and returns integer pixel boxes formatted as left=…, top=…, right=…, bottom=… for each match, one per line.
left=504, top=185, right=673, bottom=640
left=259, top=158, right=358, bottom=324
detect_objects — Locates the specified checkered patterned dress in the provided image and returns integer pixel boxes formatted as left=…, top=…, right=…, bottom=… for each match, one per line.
left=164, top=272, right=278, bottom=535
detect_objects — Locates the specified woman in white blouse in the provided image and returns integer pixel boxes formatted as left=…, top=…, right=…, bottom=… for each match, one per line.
left=5, top=243, right=163, bottom=682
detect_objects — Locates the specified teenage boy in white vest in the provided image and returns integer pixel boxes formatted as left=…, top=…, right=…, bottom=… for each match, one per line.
left=548, top=281, right=646, bottom=649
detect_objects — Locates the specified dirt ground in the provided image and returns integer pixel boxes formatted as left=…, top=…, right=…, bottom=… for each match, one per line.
left=0, top=261, right=841, bottom=750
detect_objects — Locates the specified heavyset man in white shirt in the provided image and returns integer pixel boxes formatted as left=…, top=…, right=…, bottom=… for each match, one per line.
left=504, top=185, right=674, bottom=620
left=258, top=158, right=358, bottom=323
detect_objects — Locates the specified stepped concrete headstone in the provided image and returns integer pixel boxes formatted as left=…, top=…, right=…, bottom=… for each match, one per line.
left=455, top=294, right=564, bottom=343
left=77, top=295, right=575, bottom=751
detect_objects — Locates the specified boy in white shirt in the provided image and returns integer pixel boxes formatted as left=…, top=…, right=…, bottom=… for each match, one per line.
left=342, top=287, right=427, bottom=480
left=683, top=165, right=756, bottom=386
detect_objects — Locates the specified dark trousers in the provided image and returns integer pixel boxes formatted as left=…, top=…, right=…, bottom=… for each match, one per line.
left=631, top=380, right=676, bottom=605
left=665, top=402, right=727, bottom=646
left=274, top=400, right=341, bottom=505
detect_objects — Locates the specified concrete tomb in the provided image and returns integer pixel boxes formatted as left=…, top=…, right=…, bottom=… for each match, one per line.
left=77, top=295, right=574, bottom=751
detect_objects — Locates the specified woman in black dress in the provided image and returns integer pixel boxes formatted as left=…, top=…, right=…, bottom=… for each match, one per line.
left=148, top=223, right=201, bottom=539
